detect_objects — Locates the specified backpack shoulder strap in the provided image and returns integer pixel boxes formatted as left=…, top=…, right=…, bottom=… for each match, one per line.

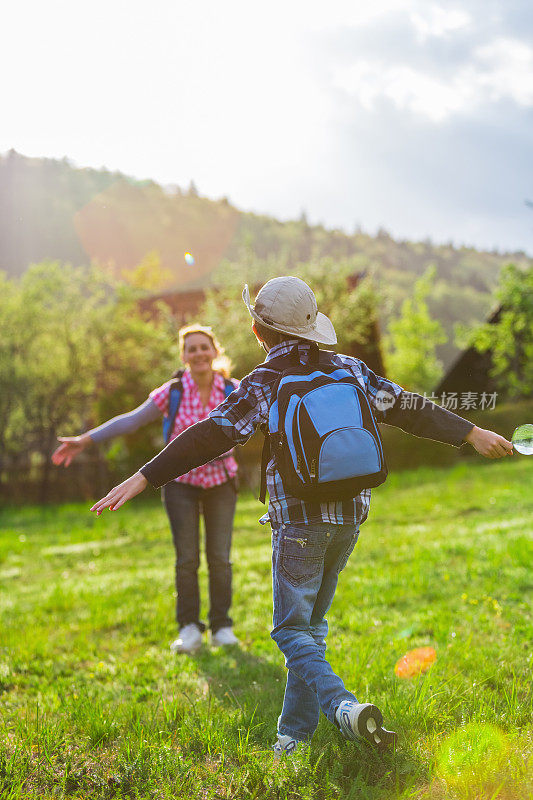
left=257, top=350, right=300, bottom=504
left=222, top=377, right=236, bottom=399
left=258, top=344, right=329, bottom=503
left=163, top=370, right=185, bottom=443
left=259, top=430, right=271, bottom=504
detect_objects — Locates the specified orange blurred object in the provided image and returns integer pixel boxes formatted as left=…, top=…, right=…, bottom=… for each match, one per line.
left=394, top=646, right=437, bottom=678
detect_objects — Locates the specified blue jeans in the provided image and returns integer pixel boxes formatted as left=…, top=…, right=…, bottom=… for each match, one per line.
left=271, top=521, right=360, bottom=741
left=163, top=480, right=237, bottom=633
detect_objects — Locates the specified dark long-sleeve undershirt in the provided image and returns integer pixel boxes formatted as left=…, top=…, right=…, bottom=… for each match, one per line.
left=140, top=391, right=474, bottom=490
left=381, top=392, right=474, bottom=446
left=140, top=419, right=235, bottom=489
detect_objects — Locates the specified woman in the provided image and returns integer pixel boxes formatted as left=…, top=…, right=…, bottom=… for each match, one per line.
left=52, top=324, right=240, bottom=653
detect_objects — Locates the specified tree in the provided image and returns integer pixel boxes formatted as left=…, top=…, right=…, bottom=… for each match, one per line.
left=120, top=249, right=173, bottom=291
left=469, top=263, right=533, bottom=399
left=0, top=261, right=176, bottom=500
left=383, top=266, right=447, bottom=393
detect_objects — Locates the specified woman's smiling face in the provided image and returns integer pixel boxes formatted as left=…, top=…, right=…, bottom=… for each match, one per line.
left=182, top=332, right=217, bottom=375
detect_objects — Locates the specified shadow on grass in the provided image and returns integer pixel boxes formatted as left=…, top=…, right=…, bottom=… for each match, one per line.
left=185, top=645, right=427, bottom=797
left=189, top=645, right=286, bottom=741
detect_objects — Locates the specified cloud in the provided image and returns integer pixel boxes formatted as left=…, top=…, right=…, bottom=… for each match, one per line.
left=332, top=61, right=466, bottom=122
left=299, top=96, right=533, bottom=251
left=331, top=34, right=533, bottom=122
left=308, top=3, right=533, bottom=251
left=474, top=37, right=533, bottom=106
left=410, top=5, right=472, bottom=41
left=2, top=0, right=532, bottom=253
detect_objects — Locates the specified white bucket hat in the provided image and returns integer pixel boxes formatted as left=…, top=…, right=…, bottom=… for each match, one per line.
left=242, top=276, right=337, bottom=346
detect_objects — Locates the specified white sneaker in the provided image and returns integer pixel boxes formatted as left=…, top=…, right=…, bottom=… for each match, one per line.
left=335, top=701, right=397, bottom=749
left=170, top=623, right=202, bottom=653
left=211, top=627, right=240, bottom=647
left=273, top=734, right=305, bottom=757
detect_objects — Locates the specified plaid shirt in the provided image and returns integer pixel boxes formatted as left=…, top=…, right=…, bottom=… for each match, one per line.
left=209, top=340, right=403, bottom=527
left=150, top=370, right=239, bottom=488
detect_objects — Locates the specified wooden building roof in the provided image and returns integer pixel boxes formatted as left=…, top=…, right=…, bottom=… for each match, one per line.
left=434, top=307, right=501, bottom=396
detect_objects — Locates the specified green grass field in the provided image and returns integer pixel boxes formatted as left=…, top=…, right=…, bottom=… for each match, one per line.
left=1, top=458, right=532, bottom=799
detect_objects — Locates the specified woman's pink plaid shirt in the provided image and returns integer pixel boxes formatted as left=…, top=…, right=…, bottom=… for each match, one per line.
left=149, top=371, right=239, bottom=488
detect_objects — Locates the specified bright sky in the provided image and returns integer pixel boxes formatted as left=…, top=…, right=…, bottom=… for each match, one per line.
left=3, top=0, right=533, bottom=253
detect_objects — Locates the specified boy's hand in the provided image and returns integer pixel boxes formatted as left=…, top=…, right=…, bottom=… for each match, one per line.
left=90, top=472, right=148, bottom=515
left=465, top=426, right=514, bottom=458
left=52, top=434, right=92, bottom=466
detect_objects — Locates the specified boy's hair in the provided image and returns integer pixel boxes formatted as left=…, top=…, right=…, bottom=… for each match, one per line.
left=253, top=320, right=307, bottom=349
left=178, top=323, right=232, bottom=378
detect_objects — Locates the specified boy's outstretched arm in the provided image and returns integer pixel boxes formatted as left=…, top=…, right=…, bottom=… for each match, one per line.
left=90, top=375, right=263, bottom=513
left=90, top=472, right=148, bottom=514
left=358, top=364, right=513, bottom=457
left=90, top=418, right=236, bottom=513
left=383, top=393, right=513, bottom=457
left=463, top=425, right=513, bottom=458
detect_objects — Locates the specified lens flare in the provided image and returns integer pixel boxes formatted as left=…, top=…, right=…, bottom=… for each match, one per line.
left=437, top=723, right=507, bottom=784
left=184, top=252, right=195, bottom=266
left=394, top=646, right=436, bottom=678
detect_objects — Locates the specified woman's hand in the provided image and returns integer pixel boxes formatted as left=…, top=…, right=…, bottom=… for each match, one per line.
left=90, top=472, right=148, bottom=515
left=52, top=434, right=92, bottom=466
left=465, top=426, right=514, bottom=458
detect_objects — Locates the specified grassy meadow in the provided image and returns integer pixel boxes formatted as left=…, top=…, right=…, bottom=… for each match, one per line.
left=0, top=457, right=532, bottom=799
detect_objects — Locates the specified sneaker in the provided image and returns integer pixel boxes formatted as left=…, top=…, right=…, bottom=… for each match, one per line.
left=211, top=627, right=240, bottom=647
left=170, top=623, right=202, bottom=653
left=335, top=701, right=397, bottom=749
left=273, top=734, right=304, bottom=757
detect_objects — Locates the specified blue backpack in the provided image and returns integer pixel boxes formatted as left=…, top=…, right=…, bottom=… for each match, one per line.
left=259, top=344, right=387, bottom=503
left=163, top=370, right=236, bottom=444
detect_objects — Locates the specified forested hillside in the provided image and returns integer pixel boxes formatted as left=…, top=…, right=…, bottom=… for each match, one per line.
left=1, top=149, right=531, bottom=368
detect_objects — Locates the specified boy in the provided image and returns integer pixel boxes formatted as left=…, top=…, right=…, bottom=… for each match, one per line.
left=91, top=277, right=513, bottom=753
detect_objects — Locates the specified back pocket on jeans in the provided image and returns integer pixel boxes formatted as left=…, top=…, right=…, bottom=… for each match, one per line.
left=279, top=536, right=322, bottom=587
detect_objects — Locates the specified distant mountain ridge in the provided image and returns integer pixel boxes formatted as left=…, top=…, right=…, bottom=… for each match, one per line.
left=2, top=150, right=531, bottom=368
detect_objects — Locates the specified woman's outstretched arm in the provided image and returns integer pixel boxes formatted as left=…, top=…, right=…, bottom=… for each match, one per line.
left=52, top=399, right=161, bottom=466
